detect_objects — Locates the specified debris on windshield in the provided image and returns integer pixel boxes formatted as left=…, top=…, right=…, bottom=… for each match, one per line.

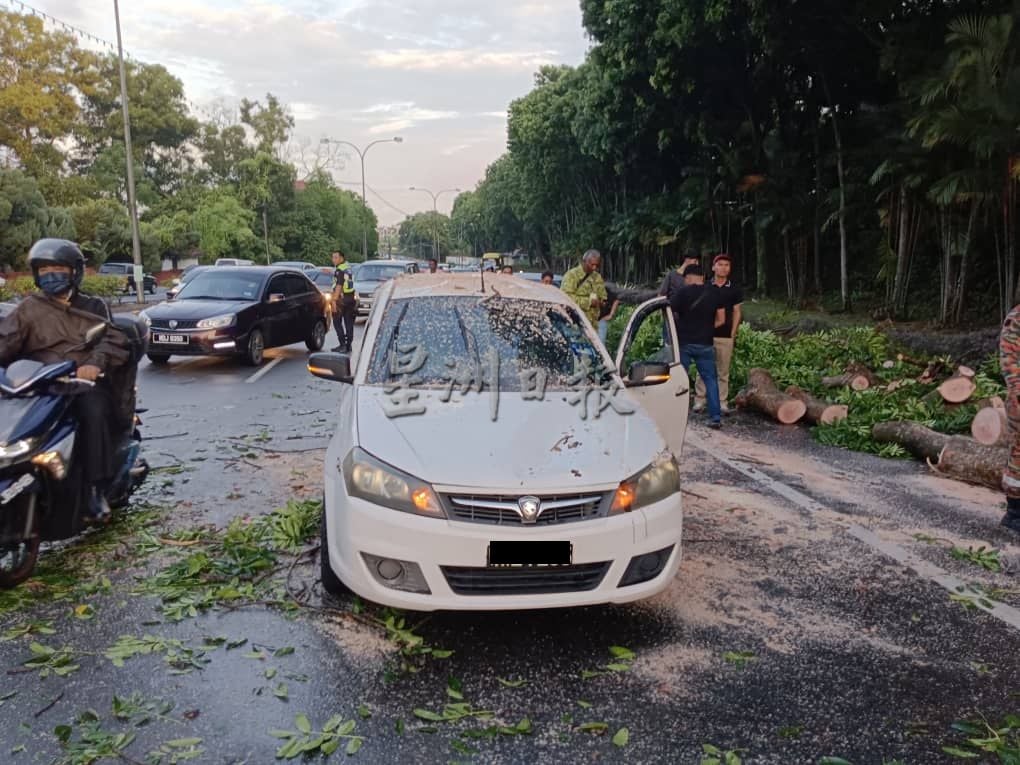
left=567, top=358, right=635, bottom=420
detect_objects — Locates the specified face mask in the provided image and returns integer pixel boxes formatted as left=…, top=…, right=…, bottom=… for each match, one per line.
left=38, top=272, right=73, bottom=296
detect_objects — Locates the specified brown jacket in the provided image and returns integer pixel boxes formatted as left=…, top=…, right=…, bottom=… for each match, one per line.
left=0, top=293, right=129, bottom=371
left=0, top=293, right=136, bottom=428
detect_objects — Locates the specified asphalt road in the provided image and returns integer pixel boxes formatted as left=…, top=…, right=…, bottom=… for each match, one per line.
left=1, top=320, right=1019, bottom=764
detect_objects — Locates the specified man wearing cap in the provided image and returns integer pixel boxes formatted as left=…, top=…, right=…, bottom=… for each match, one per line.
left=694, top=254, right=743, bottom=414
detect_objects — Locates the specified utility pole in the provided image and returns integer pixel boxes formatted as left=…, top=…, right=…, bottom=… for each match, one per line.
left=113, top=0, right=144, bottom=304
left=409, top=187, right=460, bottom=264
left=261, top=206, right=271, bottom=265
left=321, top=137, right=402, bottom=260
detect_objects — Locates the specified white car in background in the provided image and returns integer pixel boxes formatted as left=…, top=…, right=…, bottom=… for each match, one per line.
left=308, top=273, right=690, bottom=611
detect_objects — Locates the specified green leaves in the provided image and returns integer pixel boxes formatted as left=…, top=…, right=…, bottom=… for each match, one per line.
left=271, top=713, right=364, bottom=759
left=612, top=727, right=630, bottom=747
left=950, top=545, right=1002, bottom=573
left=22, top=642, right=79, bottom=678
left=722, top=651, right=757, bottom=669
left=581, top=645, right=637, bottom=679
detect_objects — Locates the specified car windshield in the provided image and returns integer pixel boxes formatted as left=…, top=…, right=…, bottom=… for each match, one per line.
left=357, top=264, right=406, bottom=282
left=176, top=271, right=264, bottom=301
left=366, top=295, right=611, bottom=391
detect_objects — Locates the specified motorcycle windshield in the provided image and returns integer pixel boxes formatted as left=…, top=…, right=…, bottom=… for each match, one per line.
left=0, top=396, right=62, bottom=447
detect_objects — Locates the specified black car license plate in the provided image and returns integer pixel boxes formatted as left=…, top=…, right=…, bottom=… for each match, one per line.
left=487, top=541, right=572, bottom=567
left=153, top=333, right=188, bottom=344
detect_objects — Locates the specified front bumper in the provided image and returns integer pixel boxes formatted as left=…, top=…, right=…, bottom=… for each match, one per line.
left=356, top=294, right=372, bottom=316
left=323, top=472, right=683, bottom=611
left=146, top=328, right=248, bottom=356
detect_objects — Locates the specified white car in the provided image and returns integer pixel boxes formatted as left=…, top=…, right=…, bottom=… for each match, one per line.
left=308, top=273, right=690, bottom=611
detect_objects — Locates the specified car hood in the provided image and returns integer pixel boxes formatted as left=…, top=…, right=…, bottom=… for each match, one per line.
left=355, top=280, right=391, bottom=295
left=355, top=387, right=666, bottom=491
left=146, top=299, right=256, bottom=319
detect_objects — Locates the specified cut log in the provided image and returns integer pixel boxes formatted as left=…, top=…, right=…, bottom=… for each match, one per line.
left=872, top=421, right=949, bottom=461
left=936, top=374, right=977, bottom=404
left=971, top=406, right=1009, bottom=447
left=822, top=362, right=878, bottom=391
left=784, top=385, right=849, bottom=425
left=935, top=437, right=1008, bottom=491
left=977, top=396, right=1005, bottom=411
left=734, top=369, right=807, bottom=424
left=957, top=365, right=976, bottom=380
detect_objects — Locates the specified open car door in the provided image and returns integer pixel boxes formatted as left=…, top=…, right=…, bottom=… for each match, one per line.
left=613, top=297, right=689, bottom=458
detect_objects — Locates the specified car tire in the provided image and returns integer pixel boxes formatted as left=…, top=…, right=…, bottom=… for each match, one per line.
left=306, top=319, right=326, bottom=351
left=320, top=510, right=348, bottom=597
left=147, top=353, right=170, bottom=365
left=242, top=328, right=265, bottom=366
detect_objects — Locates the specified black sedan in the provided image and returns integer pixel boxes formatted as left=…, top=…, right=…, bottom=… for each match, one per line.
left=140, top=267, right=328, bottom=366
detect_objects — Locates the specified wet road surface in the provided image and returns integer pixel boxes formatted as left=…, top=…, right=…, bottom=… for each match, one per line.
left=1, top=319, right=1018, bottom=764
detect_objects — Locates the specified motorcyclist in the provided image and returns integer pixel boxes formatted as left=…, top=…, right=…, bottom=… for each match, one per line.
left=0, top=239, right=131, bottom=523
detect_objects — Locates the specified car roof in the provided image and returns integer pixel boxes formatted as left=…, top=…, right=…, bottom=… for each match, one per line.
left=190, top=266, right=304, bottom=279
left=360, top=259, right=416, bottom=266
left=386, top=272, right=568, bottom=304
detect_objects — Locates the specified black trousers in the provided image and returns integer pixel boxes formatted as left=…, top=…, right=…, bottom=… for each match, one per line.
left=333, top=298, right=356, bottom=348
left=71, top=386, right=117, bottom=485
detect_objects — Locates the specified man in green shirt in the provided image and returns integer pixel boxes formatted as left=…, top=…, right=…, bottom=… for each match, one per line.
left=561, top=249, right=608, bottom=325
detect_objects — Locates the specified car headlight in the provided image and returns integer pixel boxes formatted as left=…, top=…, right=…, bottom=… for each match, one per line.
left=610, top=452, right=680, bottom=514
left=139, top=311, right=151, bottom=328
left=0, top=438, right=37, bottom=463
left=342, top=447, right=444, bottom=518
left=196, top=314, right=236, bottom=330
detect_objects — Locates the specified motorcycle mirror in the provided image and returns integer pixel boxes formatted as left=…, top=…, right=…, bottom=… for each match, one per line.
left=84, top=323, right=107, bottom=348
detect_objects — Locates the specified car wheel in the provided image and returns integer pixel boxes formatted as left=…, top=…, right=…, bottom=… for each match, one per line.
left=320, top=510, right=348, bottom=597
left=147, top=353, right=170, bottom=365
left=243, top=328, right=265, bottom=366
left=306, top=319, right=327, bottom=351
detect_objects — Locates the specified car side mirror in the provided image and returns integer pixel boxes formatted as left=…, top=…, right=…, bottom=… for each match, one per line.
left=625, top=361, right=671, bottom=388
left=84, top=323, right=108, bottom=349
left=308, top=352, right=353, bottom=383
left=268, top=293, right=285, bottom=303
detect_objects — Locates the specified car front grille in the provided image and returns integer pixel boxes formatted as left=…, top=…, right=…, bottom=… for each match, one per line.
left=150, top=320, right=199, bottom=330
left=442, top=493, right=608, bottom=526
left=441, top=562, right=610, bottom=596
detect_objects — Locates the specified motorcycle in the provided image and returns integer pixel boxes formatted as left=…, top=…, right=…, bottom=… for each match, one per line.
left=0, top=316, right=150, bottom=588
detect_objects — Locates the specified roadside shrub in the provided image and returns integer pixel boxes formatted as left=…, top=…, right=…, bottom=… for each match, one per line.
left=0, top=275, right=122, bottom=300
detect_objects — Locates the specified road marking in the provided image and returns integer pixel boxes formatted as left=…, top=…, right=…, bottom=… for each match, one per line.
left=687, top=432, right=1020, bottom=633
left=245, top=357, right=284, bottom=384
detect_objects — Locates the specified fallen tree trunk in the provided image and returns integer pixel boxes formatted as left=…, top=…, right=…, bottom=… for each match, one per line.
left=872, top=421, right=1007, bottom=490
left=785, top=386, right=849, bottom=425
left=937, top=373, right=977, bottom=404
left=872, top=421, right=948, bottom=461
left=821, top=363, right=878, bottom=391
left=971, top=397, right=1009, bottom=447
left=936, top=437, right=1007, bottom=490
left=735, top=369, right=807, bottom=424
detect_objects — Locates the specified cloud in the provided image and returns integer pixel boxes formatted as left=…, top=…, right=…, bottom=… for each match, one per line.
left=366, top=48, right=559, bottom=72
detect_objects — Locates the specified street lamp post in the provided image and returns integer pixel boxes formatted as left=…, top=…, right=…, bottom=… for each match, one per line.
left=320, top=137, right=403, bottom=261
left=113, top=0, right=143, bottom=304
left=409, top=187, right=460, bottom=263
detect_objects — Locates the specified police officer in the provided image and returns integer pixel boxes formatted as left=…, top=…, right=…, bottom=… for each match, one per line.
left=330, top=250, right=357, bottom=353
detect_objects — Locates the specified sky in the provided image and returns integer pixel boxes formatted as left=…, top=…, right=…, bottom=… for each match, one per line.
left=34, top=0, right=591, bottom=225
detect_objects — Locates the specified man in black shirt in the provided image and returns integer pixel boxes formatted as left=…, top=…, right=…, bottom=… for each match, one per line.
left=695, top=253, right=744, bottom=413
left=669, top=265, right=726, bottom=428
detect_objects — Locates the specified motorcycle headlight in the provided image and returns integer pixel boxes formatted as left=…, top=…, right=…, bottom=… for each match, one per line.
left=0, top=438, right=37, bottom=463
left=197, top=314, right=236, bottom=330
left=342, top=447, right=444, bottom=518
left=610, top=452, right=680, bottom=514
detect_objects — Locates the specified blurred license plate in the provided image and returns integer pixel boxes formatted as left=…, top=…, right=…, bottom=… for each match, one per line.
left=487, top=541, right=572, bottom=567
left=154, top=334, right=187, bottom=344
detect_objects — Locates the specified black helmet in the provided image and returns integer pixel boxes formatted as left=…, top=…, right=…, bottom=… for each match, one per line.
left=28, top=239, right=86, bottom=291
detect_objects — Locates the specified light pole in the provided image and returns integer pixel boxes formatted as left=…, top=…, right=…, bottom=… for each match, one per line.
left=113, top=0, right=143, bottom=304
left=409, top=187, right=459, bottom=263
left=320, top=136, right=403, bottom=261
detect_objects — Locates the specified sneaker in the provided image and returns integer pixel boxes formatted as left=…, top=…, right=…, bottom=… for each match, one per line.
left=708, top=421, right=722, bottom=430
left=692, top=402, right=706, bottom=413
left=721, top=403, right=732, bottom=416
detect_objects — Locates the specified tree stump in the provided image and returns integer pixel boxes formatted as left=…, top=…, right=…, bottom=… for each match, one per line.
left=735, top=369, right=807, bottom=424
left=971, top=397, right=1009, bottom=447
left=784, top=386, right=849, bottom=425
left=935, top=437, right=1007, bottom=491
